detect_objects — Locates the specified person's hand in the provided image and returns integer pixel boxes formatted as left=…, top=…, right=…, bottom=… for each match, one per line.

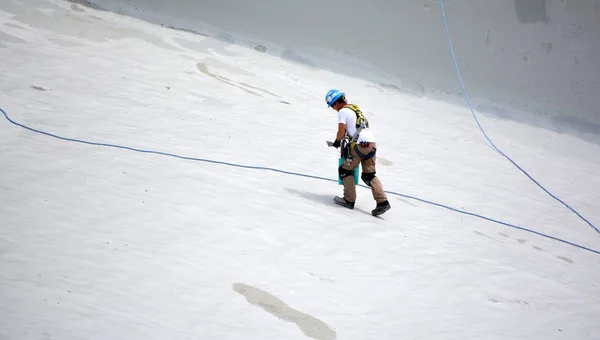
left=332, top=140, right=341, bottom=148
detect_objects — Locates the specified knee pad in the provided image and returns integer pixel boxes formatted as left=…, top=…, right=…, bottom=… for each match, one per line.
left=361, top=172, right=376, bottom=187
left=338, top=165, right=354, bottom=179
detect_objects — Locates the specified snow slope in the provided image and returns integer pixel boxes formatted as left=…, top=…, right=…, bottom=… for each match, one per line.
left=1, top=0, right=599, bottom=339
left=78, top=0, right=600, bottom=139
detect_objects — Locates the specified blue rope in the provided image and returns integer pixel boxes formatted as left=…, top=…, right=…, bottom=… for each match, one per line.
left=438, top=0, right=599, bottom=234
left=2, top=107, right=599, bottom=255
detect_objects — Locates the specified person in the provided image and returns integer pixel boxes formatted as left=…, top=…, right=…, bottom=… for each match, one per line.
left=325, top=89, right=391, bottom=216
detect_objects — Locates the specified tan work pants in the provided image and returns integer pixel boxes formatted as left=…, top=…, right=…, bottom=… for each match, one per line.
left=341, top=142, right=387, bottom=203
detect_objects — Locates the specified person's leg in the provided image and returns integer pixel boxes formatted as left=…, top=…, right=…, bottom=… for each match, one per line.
left=339, top=156, right=361, bottom=203
left=355, top=143, right=387, bottom=203
left=361, top=159, right=387, bottom=203
left=356, top=143, right=391, bottom=216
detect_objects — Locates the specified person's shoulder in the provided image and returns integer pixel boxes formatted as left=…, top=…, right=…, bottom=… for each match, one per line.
left=339, top=106, right=355, bottom=116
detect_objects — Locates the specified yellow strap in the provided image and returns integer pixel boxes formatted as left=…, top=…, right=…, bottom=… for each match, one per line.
left=343, top=104, right=369, bottom=128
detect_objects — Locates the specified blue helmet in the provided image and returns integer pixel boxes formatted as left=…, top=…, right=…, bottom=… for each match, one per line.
left=325, top=89, right=344, bottom=107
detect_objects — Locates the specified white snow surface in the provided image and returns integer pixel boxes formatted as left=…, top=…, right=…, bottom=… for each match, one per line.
left=1, top=1, right=599, bottom=339
left=79, top=0, right=600, bottom=130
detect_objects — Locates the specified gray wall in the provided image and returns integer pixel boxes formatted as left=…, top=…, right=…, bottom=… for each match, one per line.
left=83, top=0, right=600, bottom=133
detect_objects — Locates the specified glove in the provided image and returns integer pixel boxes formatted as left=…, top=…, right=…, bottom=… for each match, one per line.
left=332, top=140, right=341, bottom=148
left=359, top=141, right=371, bottom=148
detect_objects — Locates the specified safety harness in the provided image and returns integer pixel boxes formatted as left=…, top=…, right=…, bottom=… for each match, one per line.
left=340, top=104, right=376, bottom=161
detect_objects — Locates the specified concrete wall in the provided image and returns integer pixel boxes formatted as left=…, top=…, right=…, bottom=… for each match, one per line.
left=80, top=0, right=600, bottom=132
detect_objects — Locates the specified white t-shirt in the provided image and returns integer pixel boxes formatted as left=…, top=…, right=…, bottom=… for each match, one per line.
left=337, top=107, right=376, bottom=143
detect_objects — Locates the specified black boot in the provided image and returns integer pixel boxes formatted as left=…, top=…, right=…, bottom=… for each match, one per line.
left=333, top=196, right=355, bottom=209
left=372, top=200, right=391, bottom=216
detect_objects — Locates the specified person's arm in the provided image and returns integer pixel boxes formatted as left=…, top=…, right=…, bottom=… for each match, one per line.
left=332, top=110, right=347, bottom=148
left=335, top=123, right=346, bottom=143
